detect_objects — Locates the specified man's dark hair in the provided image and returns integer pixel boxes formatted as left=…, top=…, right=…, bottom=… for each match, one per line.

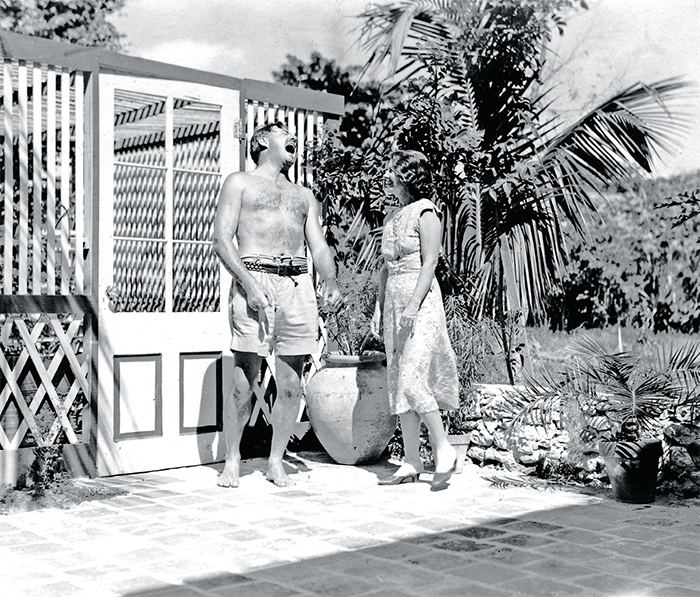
left=250, top=121, right=289, bottom=165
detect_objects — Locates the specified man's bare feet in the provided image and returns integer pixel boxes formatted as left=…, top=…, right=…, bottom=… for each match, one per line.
left=266, top=461, right=295, bottom=487
left=217, top=461, right=240, bottom=488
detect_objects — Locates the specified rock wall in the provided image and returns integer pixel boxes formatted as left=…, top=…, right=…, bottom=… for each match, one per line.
left=454, top=384, right=573, bottom=469
left=458, top=385, right=699, bottom=496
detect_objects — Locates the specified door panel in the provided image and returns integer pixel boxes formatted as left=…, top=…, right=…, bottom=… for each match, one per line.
left=97, top=76, right=238, bottom=475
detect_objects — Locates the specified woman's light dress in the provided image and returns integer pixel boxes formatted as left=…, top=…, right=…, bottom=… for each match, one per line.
left=381, top=198, right=459, bottom=415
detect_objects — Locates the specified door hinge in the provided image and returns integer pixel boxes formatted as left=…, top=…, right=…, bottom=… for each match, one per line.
left=234, top=119, right=245, bottom=140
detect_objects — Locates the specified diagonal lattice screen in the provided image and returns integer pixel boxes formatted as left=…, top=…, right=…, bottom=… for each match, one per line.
left=112, top=91, right=222, bottom=313
left=0, top=313, right=88, bottom=450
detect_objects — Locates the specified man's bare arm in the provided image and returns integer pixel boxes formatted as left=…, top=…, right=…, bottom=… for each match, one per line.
left=304, top=190, right=343, bottom=310
left=212, top=173, right=269, bottom=311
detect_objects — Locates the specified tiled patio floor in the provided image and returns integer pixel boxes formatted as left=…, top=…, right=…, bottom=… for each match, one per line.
left=1, top=452, right=698, bottom=597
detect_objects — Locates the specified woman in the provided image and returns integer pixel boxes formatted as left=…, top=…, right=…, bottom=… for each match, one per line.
left=370, top=150, right=460, bottom=491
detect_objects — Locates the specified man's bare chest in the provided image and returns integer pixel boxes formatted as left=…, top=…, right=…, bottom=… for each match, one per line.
left=243, top=183, right=308, bottom=221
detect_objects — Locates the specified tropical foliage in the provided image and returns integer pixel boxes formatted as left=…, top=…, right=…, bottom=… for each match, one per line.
left=339, top=0, right=691, bottom=323
left=274, top=52, right=383, bottom=150
left=511, top=334, right=700, bottom=442
left=0, top=0, right=125, bottom=50
left=547, top=171, right=700, bottom=333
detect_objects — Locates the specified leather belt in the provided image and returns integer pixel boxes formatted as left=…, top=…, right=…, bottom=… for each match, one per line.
left=242, top=256, right=308, bottom=276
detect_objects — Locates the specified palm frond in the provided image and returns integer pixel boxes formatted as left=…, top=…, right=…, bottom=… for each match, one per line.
left=665, top=341, right=700, bottom=388
left=483, top=473, right=559, bottom=491
left=540, top=79, right=691, bottom=185
left=357, top=0, right=462, bottom=82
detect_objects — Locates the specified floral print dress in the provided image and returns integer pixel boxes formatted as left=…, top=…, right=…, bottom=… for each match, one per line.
left=381, top=198, right=459, bottom=415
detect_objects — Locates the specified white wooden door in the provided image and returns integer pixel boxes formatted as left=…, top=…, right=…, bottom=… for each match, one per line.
left=97, top=75, right=238, bottom=476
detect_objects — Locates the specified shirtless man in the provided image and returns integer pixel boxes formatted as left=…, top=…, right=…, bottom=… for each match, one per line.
left=212, top=121, right=342, bottom=488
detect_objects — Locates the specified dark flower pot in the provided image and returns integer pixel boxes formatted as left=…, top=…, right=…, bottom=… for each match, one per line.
left=598, top=438, right=663, bottom=504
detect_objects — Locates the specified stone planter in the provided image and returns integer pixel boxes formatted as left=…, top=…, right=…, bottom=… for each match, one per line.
left=305, top=353, right=397, bottom=465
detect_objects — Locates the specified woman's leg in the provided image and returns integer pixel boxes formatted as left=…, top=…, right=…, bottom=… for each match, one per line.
left=395, top=411, right=424, bottom=475
left=421, top=409, right=456, bottom=474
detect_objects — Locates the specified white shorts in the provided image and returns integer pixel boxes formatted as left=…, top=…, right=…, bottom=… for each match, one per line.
left=229, top=270, right=319, bottom=357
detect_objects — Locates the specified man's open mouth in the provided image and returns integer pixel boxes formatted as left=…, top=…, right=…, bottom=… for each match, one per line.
left=285, top=140, right=297, bottom=154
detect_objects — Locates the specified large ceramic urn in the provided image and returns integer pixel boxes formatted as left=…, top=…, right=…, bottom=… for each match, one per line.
left=305, top=352, right=398, bottom=465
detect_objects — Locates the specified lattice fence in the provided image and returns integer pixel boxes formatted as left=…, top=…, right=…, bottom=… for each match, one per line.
left=1, top=57, right=90, bottom=456
left=0, top=313, right=89, bottom=450
left=0, top=59, right=86, bottom=296
left=244, top=99, right=325, bottom=187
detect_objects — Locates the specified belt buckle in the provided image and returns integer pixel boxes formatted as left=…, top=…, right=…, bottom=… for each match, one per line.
left=270, top=256, right=283, bottom=275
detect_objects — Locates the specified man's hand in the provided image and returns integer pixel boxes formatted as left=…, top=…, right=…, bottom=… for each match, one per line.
left=245, top=282, right=271, bottom=312
left=323, top=281, right=344, bottom=312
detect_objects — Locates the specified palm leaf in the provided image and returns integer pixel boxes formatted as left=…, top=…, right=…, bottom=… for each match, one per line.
left=483, top=473, right=559, bottom=491
left=357, top=0, right=463, bottom=83
left=664, top=341, right=700, bottom=389
left=539, top=78, right=691, bottom=190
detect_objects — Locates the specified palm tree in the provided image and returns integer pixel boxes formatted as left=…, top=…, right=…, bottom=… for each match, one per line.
left=354, top=0, right=691, bottom=322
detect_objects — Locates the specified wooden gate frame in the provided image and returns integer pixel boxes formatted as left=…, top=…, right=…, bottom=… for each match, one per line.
left=0, top=31, right=344, bottom=478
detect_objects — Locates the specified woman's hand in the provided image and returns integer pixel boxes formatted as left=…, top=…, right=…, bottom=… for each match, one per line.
left=400, top=304, right=419, bottom=333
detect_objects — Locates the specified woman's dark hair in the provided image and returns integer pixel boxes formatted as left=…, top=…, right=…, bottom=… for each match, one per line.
left=250, top=121, right=288, bottom=165
left=391, top=150, right=434, bottom=202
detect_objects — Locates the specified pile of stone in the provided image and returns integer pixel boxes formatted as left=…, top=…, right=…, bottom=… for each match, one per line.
left=456, top=384, right=601, bottom=472
left=455, top=384, right=699, bottom=496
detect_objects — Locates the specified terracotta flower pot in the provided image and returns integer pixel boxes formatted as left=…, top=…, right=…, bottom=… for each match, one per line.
left=305, top=352, right=398, bottom=465
left=598, top=438, right=662, bottom=504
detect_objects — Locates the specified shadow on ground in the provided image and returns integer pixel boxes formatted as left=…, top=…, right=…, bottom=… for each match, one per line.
left=120, top=485, right=700, bottom=597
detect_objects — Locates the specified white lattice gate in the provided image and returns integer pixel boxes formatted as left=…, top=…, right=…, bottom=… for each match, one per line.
left=0, top=56, right=93, bottom=483
left=0, top=32, right=343, bottom=479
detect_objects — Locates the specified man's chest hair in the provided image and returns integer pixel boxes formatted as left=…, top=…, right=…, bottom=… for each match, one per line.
left=246, top=181, right=308, bottom=219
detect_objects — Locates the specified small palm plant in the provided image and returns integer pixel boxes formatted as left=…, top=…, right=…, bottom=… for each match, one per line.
left=509, top=334, right=700, bottom=502
left=318, top=262, right=384, bottom=356
left=512, top=335, right=700, bottom=441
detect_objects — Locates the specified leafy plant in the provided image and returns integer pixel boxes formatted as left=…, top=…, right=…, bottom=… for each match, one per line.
left=439, top=294, right=516, bottom=434
left=511, top=335, right=700, bottom=443
left=657, top=185, right=700, bottom=229
left=319, top=262, right=384, bottom=355
left=547, top=171, right=700, bottom=333
left=26, top=446, right=65, bottom=497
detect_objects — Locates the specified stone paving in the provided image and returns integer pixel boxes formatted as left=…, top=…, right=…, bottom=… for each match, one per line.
left=1, top=452, right=698, bottom=597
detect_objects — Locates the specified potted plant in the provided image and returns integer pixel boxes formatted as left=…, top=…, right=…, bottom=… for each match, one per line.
left=304, top=265, right=397, bottom=465
left=442, top=400, right=476, bottom=474
left=513, top=335, right=700, bottom=503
